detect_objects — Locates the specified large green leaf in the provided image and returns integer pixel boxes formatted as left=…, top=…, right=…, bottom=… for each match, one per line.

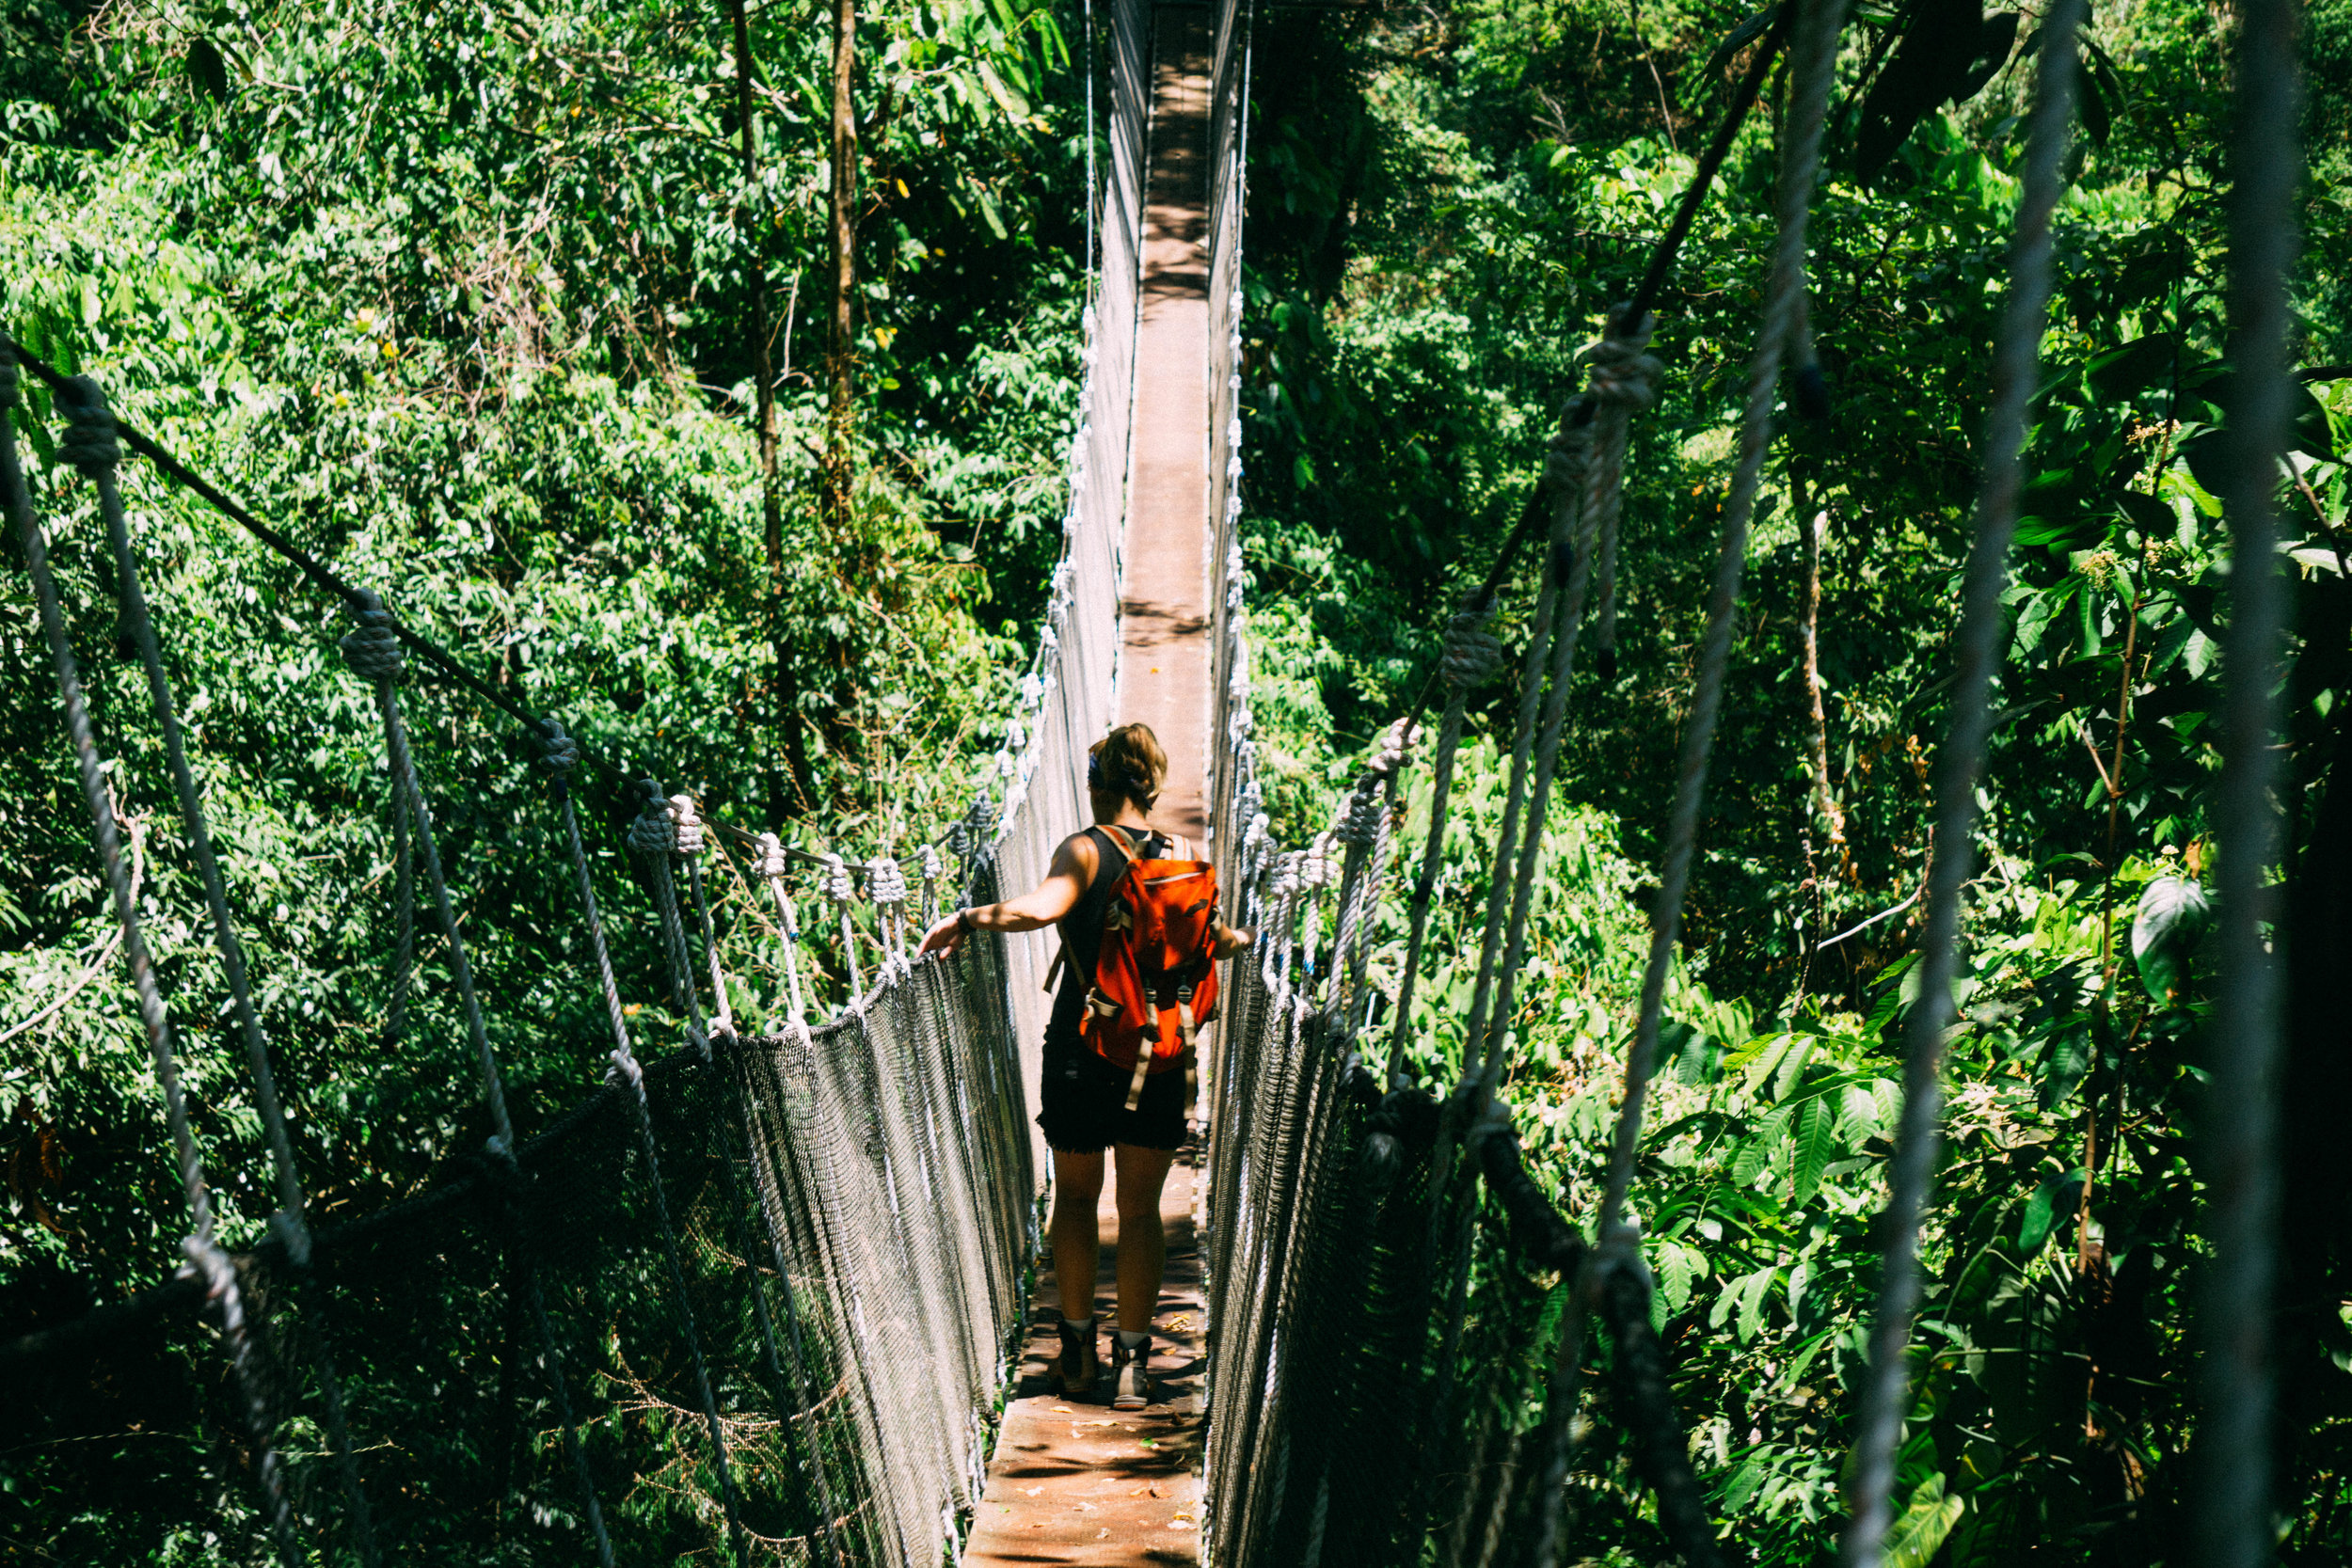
left=1733, top=1103, right=1791, bottom=1186
left=2018, top=1167, right=2089, bottom=1253
left=2038, top=1016, right=2093, bottom=1110
left=2132, top=875, right=2211, bottom=1003
left=1883, top=1474, right=1965, bottom=1568
left=1789, top=1093, right=1837, bottom=1208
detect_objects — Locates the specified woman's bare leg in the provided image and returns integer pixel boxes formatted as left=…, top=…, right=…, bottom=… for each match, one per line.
left=1112, top=1144, right=1176, bottom=1333
left=1049, top=1148, right=1106, bottom=1321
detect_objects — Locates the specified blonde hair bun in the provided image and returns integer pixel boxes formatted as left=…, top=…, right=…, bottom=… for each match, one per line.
left=1089, top=723, right=1168, bottom=809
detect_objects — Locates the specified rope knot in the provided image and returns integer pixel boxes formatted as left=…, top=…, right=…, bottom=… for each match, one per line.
left=56, top=375, right=120, bottom=476
left=535, top=721, right=580, bottom=779
left=627, top=784, right=675, bottom=856
left=1338, top=785, right=1384, bottom=847
left=921, top=844, right=943, bottom=883
left=866, top=854, right=907, bottom=907
left=338, top=593, right=405, bottom=684
left=818, top=851, right=855, bottom=904
left=1265, top=851, right=1300, bottom=900
left=1583, top=315, right=1664, bottom=412
left=1300, top=832, right=1335, bottom=889
left=1371, top=717, right=1415, bottom=776
left=752, top=832, right=790, bottom=881
left=666, top=795, right=704, bottom=858
left=1441, top=603, right=1503, bottom=689
left=1544, top=415, right=1593, bottom=499
left=605, top=1047, right=644, bottom=1091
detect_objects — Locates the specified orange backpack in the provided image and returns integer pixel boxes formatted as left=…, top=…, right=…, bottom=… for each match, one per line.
left=1075, top=826, right=1220, bottom=1111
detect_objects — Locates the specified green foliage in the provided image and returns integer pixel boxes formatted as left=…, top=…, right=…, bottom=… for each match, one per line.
left=1, top=0, right=1094, bottom=1557
left=1243, top=0, right=2352, bottom=1560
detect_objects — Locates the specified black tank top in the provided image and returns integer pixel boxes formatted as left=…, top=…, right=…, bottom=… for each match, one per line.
left=1044, top=825, right=1168, bottom=1050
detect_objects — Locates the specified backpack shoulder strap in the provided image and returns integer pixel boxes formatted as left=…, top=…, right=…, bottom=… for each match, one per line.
left=1097, top=823, right=1142, bottom=870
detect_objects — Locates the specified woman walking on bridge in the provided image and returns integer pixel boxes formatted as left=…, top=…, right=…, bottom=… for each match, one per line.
left=921, top=722, right=1249, bottom=1408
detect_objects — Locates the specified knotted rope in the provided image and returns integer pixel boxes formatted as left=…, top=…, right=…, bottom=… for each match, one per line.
left=1581, top=318, right=1665, bottom=676
left=866, top=853, right=910, bottom=967
left=816, top=850, right=864, bottom=1000
left=663, top=795, right=742, bottom=1041
left=919, top=844, right=944, bottom=925
left=1541, top=1, right=1847, bottom=1562
left=755, top=834, right=818, bottom=1050
left=631, top=784, right=712, bottom=1055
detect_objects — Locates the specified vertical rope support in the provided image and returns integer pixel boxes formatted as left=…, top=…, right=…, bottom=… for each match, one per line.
left=339, top=592, right=614, bottom=1567
left=386, top=779, right=414, bottom=1047
left=1516, top=2, right=1850, bottom=1562
left=866, top=854, right=909, bottom=970
left=1407, top=410, right=1589, bottom=1546
left=1386, top=600, right=1502, bottom=1087
left=1594, top=0, right=1848, bottom=1246
left=632, top=783, right=711, bottom=1050
left=542, top=738, right=750, bottom=1566
left=1454, top=525, right=1568, bottom=1086
left=1839, top=7, right=2076, bottom=1563
left=746, top=836, right=849, bottom=1568
left=4, top=362, right=307, bottom=1568
left=1479, top=326, right=1661, bottom=1097
left=818, top=851, right=864, bottom=1001
left=2194, top=0, right=2300, bottom=1561
left=58, top=371, right=382, bottom=1563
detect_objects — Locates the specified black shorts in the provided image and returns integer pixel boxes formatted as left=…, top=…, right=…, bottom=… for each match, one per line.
left=1036, top=1037, right=1189, bottom=1154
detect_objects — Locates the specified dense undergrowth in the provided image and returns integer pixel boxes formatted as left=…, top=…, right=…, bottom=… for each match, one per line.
left=1240, top=0, right=2352, bottom=1561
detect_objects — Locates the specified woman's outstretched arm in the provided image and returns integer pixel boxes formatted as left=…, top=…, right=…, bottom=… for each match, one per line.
left=918, top=832, right=1095, bottom=957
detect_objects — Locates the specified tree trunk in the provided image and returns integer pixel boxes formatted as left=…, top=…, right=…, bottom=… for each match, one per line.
left=1794, top=460, right=1846, bottom=872
left=824, top=0, right=859, bottom=534
left=725, top=0, right=812, bottom=818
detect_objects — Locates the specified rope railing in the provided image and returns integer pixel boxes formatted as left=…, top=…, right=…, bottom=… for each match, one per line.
left=1188, top=4, right=1840, bottom=1566
left=0, top=0, right=1145, bottom=1559
left=1840, top=6, right=2077, bottom=1561
left=5, top=0, right=2312, bottom=1558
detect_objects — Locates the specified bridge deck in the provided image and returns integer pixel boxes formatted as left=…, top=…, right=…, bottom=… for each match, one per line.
left=962, top=5, right=1216, bottom=1564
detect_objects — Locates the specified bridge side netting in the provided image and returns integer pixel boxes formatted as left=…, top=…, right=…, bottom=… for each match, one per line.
left=0, top=0, right=1149, bottom=1557
left=990, top=0, right=1147, bottom=1075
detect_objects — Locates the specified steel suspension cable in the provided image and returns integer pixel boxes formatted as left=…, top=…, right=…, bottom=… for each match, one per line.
left=1839, top=7, right=2079, bottom=1563
left=2193, top=0, right=2301, bottom=1560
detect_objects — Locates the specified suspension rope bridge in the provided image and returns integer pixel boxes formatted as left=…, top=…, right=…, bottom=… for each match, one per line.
left=0, top=0, right=2303, bottom=1563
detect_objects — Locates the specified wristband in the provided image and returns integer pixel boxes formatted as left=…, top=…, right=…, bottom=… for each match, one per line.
left=958, top=908, right=976, bottom=936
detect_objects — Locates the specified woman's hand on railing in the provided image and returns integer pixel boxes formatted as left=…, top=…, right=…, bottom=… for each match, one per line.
left=920, top=910, right=971, bottom=958
left=1213, top=925, right=1255, bottom=958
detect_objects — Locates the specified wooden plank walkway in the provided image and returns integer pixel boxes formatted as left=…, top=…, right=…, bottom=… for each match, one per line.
left=960, top=1162, right=1209, bottom=1565
left=962, top=6, right=1216, bottom=1565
